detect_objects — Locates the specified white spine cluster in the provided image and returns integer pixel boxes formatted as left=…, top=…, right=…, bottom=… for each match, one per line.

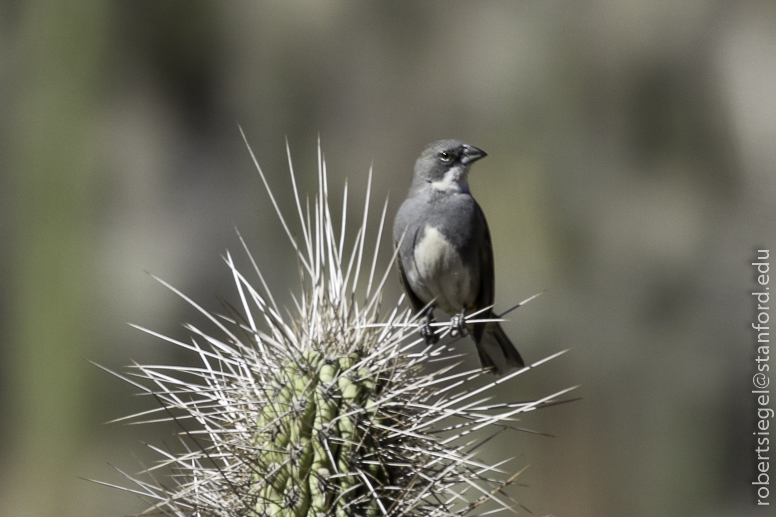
left=98, top=136, right=573, bottom=517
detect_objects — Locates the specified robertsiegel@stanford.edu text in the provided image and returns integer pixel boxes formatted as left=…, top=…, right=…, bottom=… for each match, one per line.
left=753, top=249, right=772, bottom=506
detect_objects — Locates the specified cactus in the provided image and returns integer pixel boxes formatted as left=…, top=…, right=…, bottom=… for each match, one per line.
left=99, top=137, right=573, bottom=516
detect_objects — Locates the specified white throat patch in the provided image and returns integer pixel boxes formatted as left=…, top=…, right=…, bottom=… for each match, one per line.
left=431, top=167, right=469, bottom=194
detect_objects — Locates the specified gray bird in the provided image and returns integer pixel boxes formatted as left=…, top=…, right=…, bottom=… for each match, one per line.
left=393, top=140, right=524, bottom=375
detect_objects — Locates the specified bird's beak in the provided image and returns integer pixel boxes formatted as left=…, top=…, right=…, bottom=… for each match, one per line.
left=460, top=145, right=487, bottom=165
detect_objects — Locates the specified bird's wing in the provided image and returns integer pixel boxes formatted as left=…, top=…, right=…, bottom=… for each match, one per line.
left=395, top=227, right=426, bottom=316
left=472, top=204, right=495, bottom=344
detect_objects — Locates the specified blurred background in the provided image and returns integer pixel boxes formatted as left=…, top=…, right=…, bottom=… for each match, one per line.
left=1, top=1, right=775, bottom=516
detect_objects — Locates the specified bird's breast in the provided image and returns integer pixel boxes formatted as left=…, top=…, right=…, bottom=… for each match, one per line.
left=410, top=225, right=477, bottom=314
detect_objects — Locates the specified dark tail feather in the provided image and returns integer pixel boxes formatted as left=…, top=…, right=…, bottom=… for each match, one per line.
left=475, top=322, right=524, bottom=375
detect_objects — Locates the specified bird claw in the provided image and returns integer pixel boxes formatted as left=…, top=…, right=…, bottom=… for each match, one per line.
left=419, top=321, right=439, bottom=344
left=449, top=312, right=468, bottom=338
left=419, top=308, right=439, bottom=345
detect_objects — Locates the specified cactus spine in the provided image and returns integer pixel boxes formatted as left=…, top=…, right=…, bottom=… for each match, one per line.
left=100, top=139, right=573, bottom=517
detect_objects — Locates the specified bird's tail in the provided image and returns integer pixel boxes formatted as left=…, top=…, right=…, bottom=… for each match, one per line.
left=475, top=322, right=525, bottom=375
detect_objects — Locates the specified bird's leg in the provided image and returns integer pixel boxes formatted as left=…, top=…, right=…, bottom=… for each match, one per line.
left=419, top=306, right=439, bottom=345
left=450, top=306, right=469, bottom=338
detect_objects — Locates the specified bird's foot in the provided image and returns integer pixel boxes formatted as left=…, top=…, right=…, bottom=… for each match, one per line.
left=420, top=322, right=439, bottom=344
left=449, top=309, right=469, bottom=338
left=419, top=308, right=439, bottom=345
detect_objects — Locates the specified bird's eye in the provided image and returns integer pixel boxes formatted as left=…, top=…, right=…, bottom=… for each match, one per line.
left=438, top=151, right=451, bottom=162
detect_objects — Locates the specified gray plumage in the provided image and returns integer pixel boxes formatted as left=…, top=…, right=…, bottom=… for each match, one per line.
left=393, top=140, right=524, bottom=375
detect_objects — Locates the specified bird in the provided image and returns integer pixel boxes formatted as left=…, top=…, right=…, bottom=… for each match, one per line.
left=393, top=139, right=524, bottom=375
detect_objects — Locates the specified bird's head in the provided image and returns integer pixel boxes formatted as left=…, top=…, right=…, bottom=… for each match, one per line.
left=412, top=140, right=487, bottom=195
